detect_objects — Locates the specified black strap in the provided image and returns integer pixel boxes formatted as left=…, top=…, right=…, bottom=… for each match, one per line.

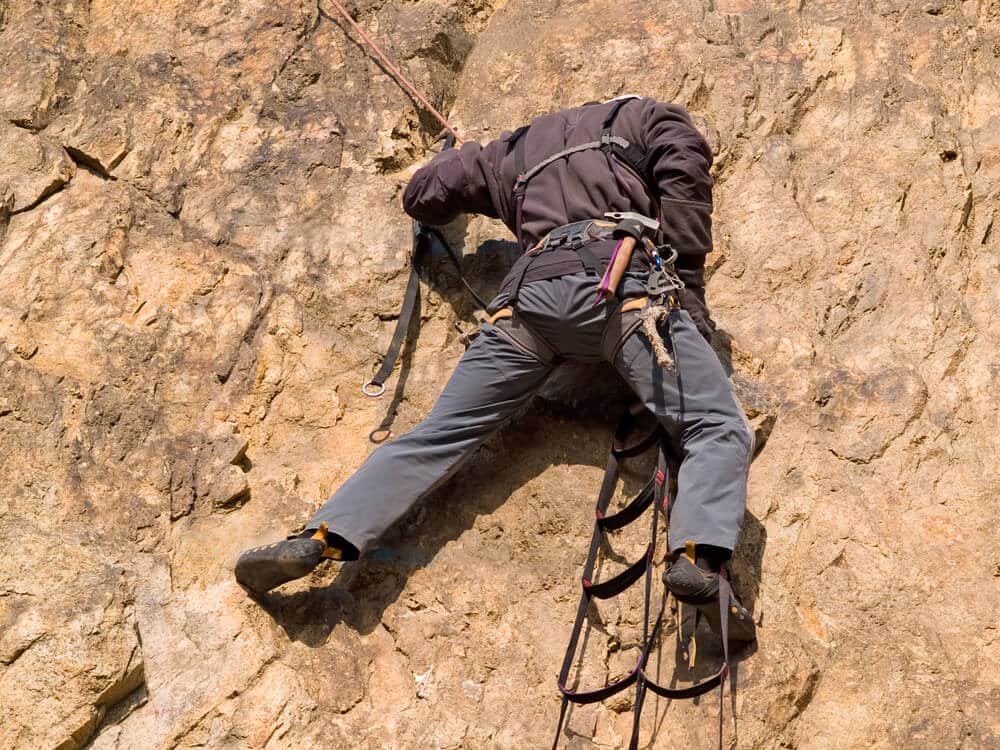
left=509, top=98, right=647, bottom=249
left=552, top=408, right=666, bottom=745
left=552, top=398, right=738, bottom=749
left=597, top=479, right=654, bottom=531
left=512, top=125, right=529, bottom=183
left=630, top=580, right=731, bottom=750
left=364, top=223, right=429, bottom=396
left=365, top=140, right=488, bottom=433
left=559, top=665, right=639, bottom=706
left=582, top=547, right=651, bottom=599
left=366, top=225, right=487, bottom=394
left=505, top=246, right=538, bottom=306
left=512, top=126, right=529, bottom=248
left=611, top=416, right=661, bottom=458
left=575, top=243, right=603, bottom=276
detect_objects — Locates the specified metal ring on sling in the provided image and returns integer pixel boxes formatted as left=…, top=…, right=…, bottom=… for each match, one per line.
left=361, top=381, right=386, bottom=398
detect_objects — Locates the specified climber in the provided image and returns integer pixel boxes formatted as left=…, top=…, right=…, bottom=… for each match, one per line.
left=235, top=95, right=755, bottom=641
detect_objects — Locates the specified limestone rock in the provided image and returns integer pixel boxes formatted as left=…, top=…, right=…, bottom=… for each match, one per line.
left=0, top=122, right=76, bottom=212
left=1, top=0, right=998, bottom=747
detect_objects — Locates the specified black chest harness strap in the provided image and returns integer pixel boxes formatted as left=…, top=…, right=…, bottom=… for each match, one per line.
left=509, top=96, right=655, bottom=248
left=553, top=402, right=733, bottom=750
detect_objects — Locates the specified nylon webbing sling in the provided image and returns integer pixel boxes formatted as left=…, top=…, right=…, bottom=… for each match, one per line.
left=363, top=139, right=487, bottom=400
left=552, top=405, right=733, bottom=750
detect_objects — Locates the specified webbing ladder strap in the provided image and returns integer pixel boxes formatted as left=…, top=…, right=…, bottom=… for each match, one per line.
left=552, top=406, right=732, bottom=750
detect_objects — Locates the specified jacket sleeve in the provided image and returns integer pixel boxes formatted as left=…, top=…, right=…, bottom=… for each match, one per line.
left=402, top=139, right=507, bottom=225
left=639, top=100, right=715, bottom=256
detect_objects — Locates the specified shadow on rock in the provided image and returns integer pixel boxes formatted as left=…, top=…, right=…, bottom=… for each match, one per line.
left=732, top=511, right=767, bottom=623
left=260, top=249, right=774, bottom=660
left=263, top=404, right=639, bottom=644
left=716, top=327, right=779, bottom=454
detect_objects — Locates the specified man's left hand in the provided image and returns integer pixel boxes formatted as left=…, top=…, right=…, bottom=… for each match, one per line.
left=678, top=285, right=716, bottom=343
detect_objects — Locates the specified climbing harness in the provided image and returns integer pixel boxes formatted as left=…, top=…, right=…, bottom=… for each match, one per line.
left=553, top=403, right=735, bottom=750
left=503, top=219, right=617, bottom=306
left=508, top=95, right=656, bottom=248
left=504, top=97, right=687, bottom=309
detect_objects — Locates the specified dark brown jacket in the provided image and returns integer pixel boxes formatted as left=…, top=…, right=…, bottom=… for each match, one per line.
left=402, top=97, right=716, bottom=334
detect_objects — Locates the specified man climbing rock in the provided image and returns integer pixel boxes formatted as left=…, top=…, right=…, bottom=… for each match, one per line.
left=235, top=95, right=755, bottom=642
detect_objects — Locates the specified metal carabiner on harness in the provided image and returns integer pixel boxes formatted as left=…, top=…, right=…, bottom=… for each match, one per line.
left=645, top=244, right=684, bottom=302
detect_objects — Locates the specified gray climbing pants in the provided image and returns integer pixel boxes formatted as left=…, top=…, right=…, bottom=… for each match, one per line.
left=308, top=272, right=753, bottom=557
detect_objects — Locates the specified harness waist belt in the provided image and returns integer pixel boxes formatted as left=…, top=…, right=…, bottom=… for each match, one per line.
left=500, top=220, right=647, bottom=302
left=535, top=219, right=616, bottom=250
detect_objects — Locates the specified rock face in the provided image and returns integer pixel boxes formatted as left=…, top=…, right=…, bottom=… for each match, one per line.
left=1, top=0, right=998, bottom=747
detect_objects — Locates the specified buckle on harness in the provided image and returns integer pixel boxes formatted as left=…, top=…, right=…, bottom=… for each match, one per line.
left=539, top=219, right=609, bottom=250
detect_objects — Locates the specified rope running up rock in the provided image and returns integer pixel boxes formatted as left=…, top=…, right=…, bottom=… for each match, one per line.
left=324, top=0, right=464, bottom=144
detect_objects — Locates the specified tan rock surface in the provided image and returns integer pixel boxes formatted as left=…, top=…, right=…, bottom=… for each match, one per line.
left=1, top=0, right=997, bottom=747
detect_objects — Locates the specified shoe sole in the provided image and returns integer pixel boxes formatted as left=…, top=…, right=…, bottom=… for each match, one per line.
left=235, top=538, right=326, bottom=595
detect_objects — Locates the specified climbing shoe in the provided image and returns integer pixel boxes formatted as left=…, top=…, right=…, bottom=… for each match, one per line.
left=663, top=545, right=756, bottom=643
left=235, top=523, right=341, bottom=596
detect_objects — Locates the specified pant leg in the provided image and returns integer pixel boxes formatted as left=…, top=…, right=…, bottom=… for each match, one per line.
left=613, top=308, right=753, bottom=552
left=308, top=323, right=552, bottom=556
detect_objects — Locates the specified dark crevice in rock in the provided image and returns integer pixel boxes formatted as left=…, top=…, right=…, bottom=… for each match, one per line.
left=273, top=0, right=322, bottom=83
left=81, top=683, right=149, bottom=749
left=779, top=71, right=836, bottom=138
left=64, top=656, right=146, bottom=750
left=1, top=192, right=13, bottom=238
left=215, top=282, right=274, bottom=384
left=8, top=118, right=40, bottom=133
left=956, top=185, right=973, bottom=233
left=11, top=175, right=73, bottom=215
left=64, top=146, right=119, bottom=180
left=405, top=30, right=473, bottom=71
